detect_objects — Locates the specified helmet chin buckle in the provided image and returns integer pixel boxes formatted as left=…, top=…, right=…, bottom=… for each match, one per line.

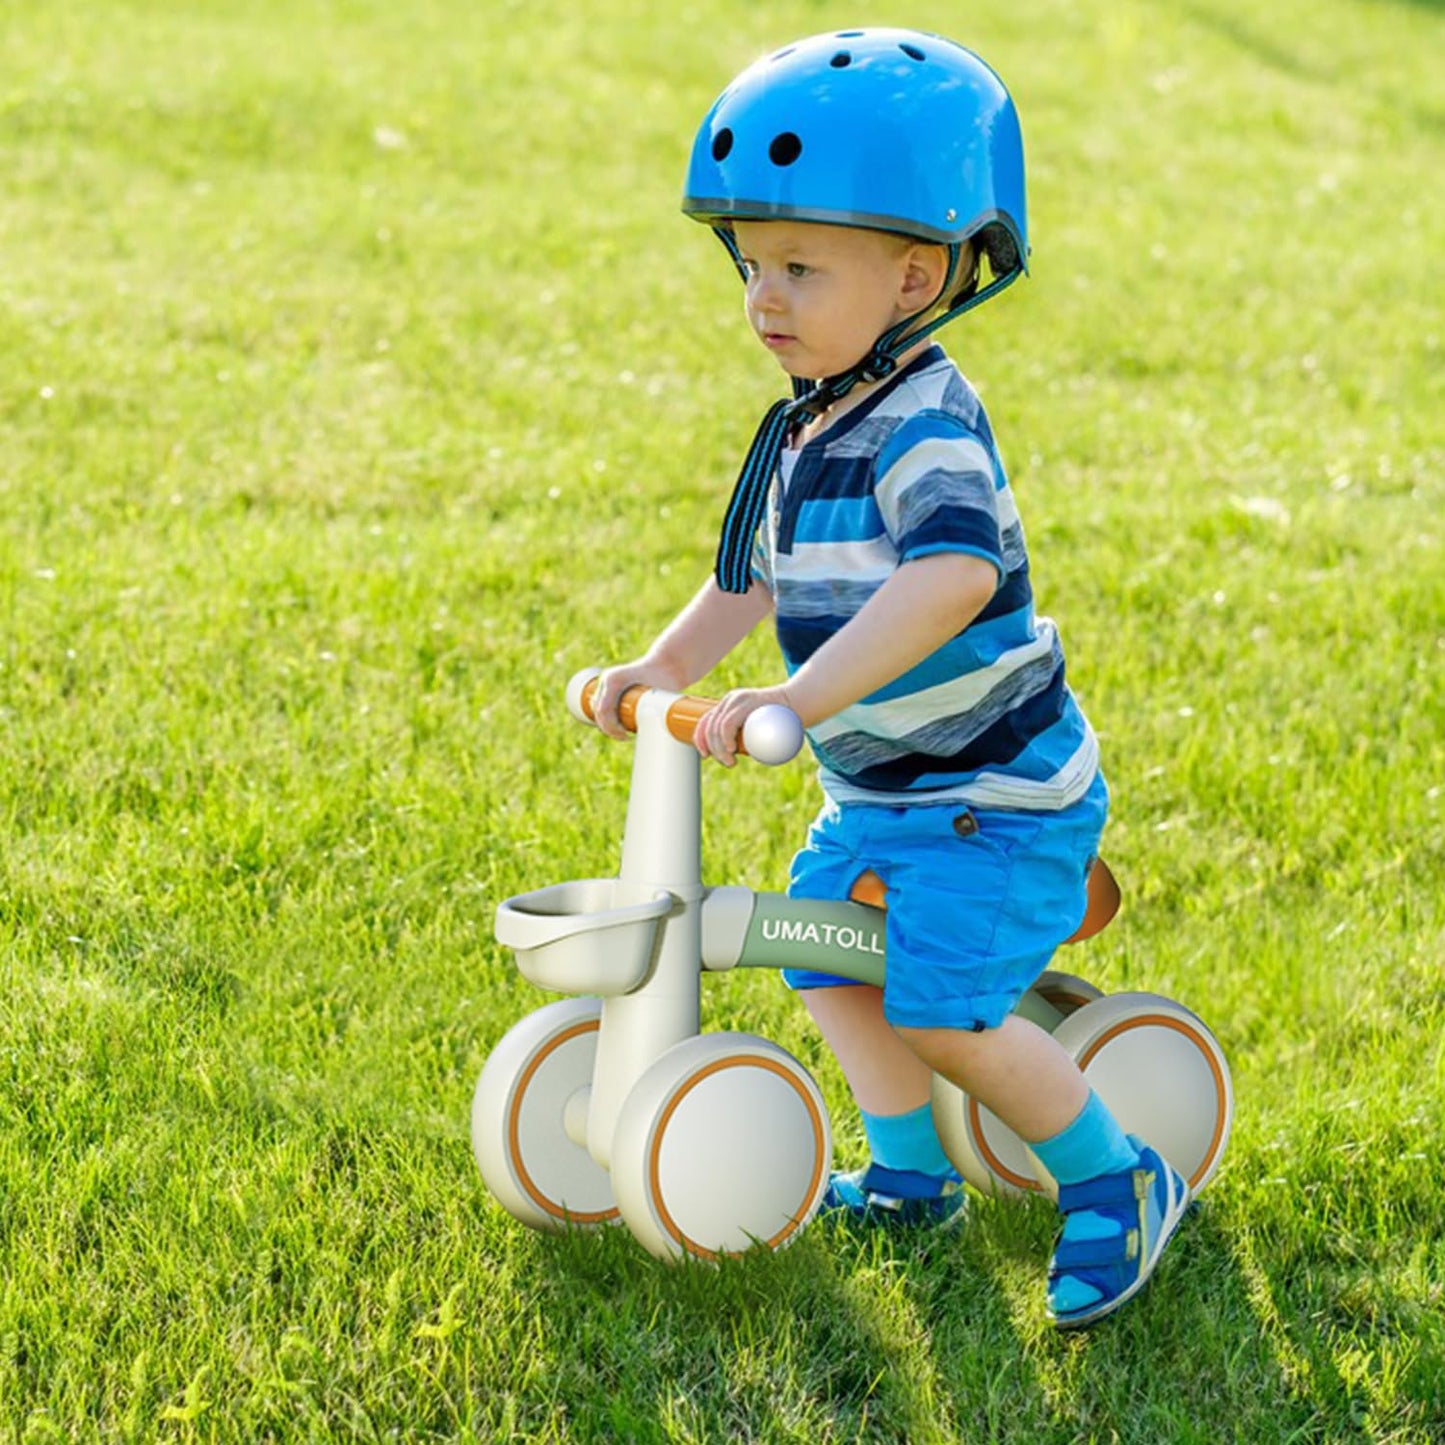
left=857, top=353, right=898, bottom=384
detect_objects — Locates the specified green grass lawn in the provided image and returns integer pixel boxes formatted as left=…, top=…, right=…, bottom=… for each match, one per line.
left=1, top=0, right=1442, bottom=1439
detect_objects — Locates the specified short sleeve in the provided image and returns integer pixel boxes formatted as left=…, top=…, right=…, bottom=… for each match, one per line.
left=873, top=414, right=1005, bottom=579
left=748, top=528, right=774, bottom=592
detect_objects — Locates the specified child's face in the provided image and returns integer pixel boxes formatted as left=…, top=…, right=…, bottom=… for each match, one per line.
left=731, top=219, right=939, bottom=382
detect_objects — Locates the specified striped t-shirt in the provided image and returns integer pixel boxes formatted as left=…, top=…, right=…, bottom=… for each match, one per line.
left=751, top=345, right=1099, bottom=812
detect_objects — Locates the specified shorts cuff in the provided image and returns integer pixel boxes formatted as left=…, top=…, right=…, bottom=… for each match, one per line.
left=782, top=967, right=863, bottom=991
left=884, top=992, right=1018, bottom=1033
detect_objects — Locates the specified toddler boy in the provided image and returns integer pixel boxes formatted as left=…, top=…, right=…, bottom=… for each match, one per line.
left=592, top=29, right=1188, bottom=1328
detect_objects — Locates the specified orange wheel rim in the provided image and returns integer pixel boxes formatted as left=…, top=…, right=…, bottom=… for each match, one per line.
left=1074, top=1013, right=1229, bottom=1190
left=507, top=1019, right=619, bottom=1225
left=647, top=1055, right=827, bottom=1259
left=966, top=1097, right=1043, bottom=1193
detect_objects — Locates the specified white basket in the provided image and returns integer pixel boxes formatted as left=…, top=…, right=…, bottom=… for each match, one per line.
left=495, top=879, right=674, bottom=996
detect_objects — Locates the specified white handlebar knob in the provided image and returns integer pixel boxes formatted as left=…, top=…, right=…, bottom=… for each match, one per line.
left=742, top=705, right=805, bottom=766
left=565, top=668, right=602, bottom=726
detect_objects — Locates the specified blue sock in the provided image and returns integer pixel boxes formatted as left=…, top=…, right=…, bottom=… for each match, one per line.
left=1029, top=1091, right=1139, bottom=1186
left=860, top=1103, right=955, bottom=1179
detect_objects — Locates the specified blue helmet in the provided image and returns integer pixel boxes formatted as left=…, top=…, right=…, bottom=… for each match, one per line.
left=686, top=30, right=1031, bottom=596
left=682, top=28, right=1028, bottom=294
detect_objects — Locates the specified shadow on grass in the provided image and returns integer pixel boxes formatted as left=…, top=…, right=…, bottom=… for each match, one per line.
left=509, top=1194, right=1441, bottom=1443
left=525, top=1222, right=950, bottom=1442
left=914, top=1200, right=1440, bottom=1443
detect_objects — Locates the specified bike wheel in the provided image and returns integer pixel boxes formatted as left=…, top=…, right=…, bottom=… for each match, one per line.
left=1048, top=991, right=1233, bottom=1194
left=471, top=997, right=619, bottom=1231
left=931, top=975, right=1102, bottom=1199
left=610, top=1033, right=831, bottom=1260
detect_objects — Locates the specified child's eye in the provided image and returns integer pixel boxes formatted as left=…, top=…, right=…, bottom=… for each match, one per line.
left=786, top=262, right=811, bottom=278
left=740, top=258, right=760, bottom=277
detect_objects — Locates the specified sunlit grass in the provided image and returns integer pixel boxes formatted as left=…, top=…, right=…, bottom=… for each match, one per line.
left=0, top=0, right=1441, bottom=1439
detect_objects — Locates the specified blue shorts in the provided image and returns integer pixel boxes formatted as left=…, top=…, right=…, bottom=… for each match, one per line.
left=783, top=772, right=1109, bottom=1032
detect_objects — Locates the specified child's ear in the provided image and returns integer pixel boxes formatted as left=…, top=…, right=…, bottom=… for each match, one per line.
left=901, top=243, right=951, bottom=315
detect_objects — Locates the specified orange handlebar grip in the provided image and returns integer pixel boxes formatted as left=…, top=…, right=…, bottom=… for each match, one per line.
left=579, top=678, right=750, bottom=755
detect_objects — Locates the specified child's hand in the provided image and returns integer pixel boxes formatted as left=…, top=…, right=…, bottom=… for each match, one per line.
left=695, top=685, right=799, bottom=767
left=591, top=659, right=688, bottom=739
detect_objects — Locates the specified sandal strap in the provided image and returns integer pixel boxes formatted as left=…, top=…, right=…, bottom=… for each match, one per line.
left=1057, top=1165, right=1151, bottom=1215
left=1050, top=1230, right=1140, bottom=1274
left=858, top=1163, right=959, bottom=1202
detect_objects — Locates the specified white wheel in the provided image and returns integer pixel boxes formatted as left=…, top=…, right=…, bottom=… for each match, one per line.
left=932, top=975, right=1099, bottom=1199
left=471, top=998, right=619, bottom=1231
left=1048, top=991, right=1233, bottom=1195
left=611, top=1033, right=831, bottom=1260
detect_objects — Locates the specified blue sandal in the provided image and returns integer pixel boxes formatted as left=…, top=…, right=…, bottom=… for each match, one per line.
left=1047, top=1138, right=1191, bottom=1328
left=820, top=1163, right=967, bottom=1229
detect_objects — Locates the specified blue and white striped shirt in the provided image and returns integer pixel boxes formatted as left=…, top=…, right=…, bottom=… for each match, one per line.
left=752, top=346, right=1099, bottom=811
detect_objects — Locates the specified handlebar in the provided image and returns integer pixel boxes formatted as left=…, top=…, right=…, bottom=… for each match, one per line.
left=565, top=668, right=1118, bottom=938
left=567, top=669, right=805, bottom=766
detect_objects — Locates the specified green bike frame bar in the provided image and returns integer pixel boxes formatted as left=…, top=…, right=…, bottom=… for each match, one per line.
left=699, top=887, right=1064, bottom=1032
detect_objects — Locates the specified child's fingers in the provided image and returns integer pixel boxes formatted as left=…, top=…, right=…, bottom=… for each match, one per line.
left=694, top=704, right=720, bottom=760
left=591, top=675, right=630, bottom=738
left=694, top=701, right=739, bottom=766
left=712, top=697, right=749, bottom=766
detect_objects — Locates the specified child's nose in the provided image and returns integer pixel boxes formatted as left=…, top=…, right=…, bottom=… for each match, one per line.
left=749, top=274, right=782, bottom=311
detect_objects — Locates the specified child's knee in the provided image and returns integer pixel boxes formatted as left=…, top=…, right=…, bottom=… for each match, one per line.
left=894, top=1021, right=991, bottom=1077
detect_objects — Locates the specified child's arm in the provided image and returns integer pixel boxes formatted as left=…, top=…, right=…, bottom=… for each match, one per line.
left=696, top=552, right=997, bottom=764
left=591, top=577, right=774, bottom=739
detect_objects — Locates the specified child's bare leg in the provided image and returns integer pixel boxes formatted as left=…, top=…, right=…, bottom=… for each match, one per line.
left=895, top=1014, right=1088, bottom=1141
left=802, top=984, right=932, bottom=1114
left=801, top=985, right=960, bottom=1218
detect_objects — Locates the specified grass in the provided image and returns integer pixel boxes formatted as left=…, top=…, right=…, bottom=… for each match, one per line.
left=0, top=0, right=1442, bottom=1439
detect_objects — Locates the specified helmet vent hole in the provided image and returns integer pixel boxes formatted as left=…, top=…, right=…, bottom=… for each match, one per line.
left=900, top=43, right=926, bottom=61
left=768, top=132, right=803, bottom=167
left=830, top=51, right=851, bottom=68
left=711, top=128, right=734, bottom=162
left=769, top=46, right=795, bottom=62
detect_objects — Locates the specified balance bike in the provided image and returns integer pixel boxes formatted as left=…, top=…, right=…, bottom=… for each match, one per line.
left=472, top=671, right=1233, bottom=1259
